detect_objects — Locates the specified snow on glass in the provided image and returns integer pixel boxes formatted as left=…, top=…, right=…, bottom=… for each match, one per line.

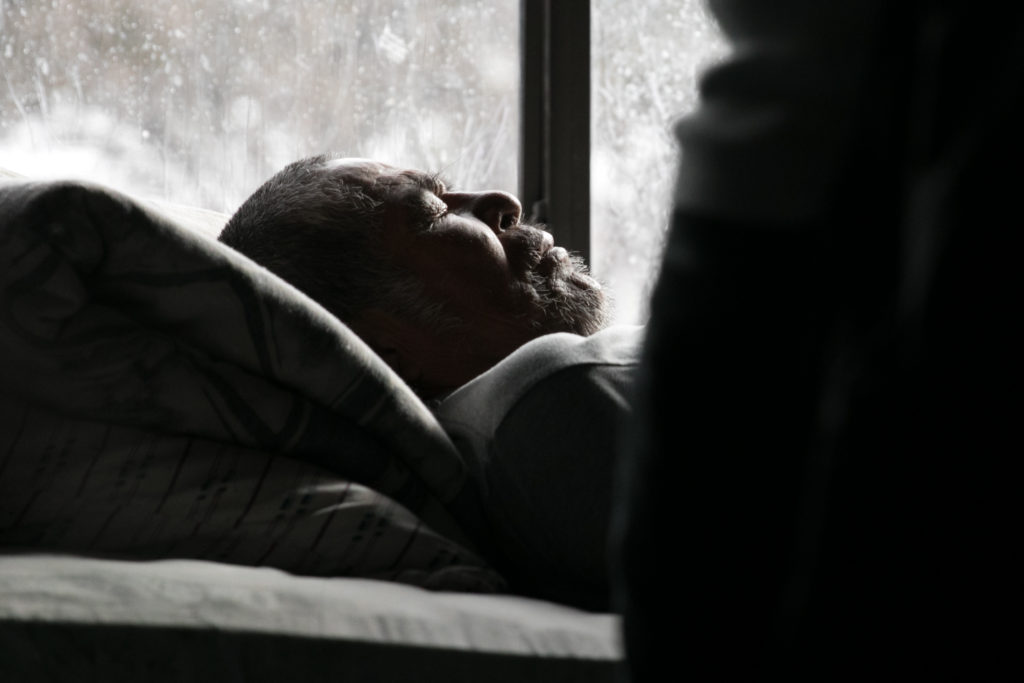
left=1, top=0, right=726, bottom=325
left=592, top=0, right=727, bottom=324
left=0, top=0, right=519, bottom=212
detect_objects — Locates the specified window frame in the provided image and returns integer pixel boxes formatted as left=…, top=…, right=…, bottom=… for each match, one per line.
left=519, top=0, right=591, bottom=266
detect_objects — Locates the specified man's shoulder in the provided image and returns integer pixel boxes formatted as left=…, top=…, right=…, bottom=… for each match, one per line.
left=499, top=324, right=644, bottom=376
left=434, top=325, right=644, bottom=437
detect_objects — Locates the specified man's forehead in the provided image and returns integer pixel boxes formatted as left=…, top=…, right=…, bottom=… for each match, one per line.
left=324, top=157, right=440, bottom=193
left=323, top=157, right=393, bottom=182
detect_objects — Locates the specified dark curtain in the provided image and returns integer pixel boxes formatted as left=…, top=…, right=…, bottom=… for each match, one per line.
left=615, top=4, right=1022, bottom=679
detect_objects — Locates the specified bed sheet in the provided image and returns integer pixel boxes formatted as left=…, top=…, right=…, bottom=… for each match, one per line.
left=0, top=553, right=621, bottom=682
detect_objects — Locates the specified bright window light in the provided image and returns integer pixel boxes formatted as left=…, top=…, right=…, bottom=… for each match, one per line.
left=0, top=0, right=519, bottom=213
left=591, top=0, right=727, bottom=325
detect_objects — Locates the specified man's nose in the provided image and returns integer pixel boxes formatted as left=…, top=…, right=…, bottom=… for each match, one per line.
left=443, top=191, right=522, bottom=234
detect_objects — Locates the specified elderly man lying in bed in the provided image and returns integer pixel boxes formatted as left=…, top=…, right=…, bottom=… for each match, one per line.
left=219, top=155, right=641, bottom=610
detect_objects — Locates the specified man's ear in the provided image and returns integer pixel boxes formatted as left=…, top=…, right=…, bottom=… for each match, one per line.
left=349, top=308, right=424, bottom=383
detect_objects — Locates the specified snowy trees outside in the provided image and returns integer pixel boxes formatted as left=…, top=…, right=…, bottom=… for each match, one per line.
left=591, top=0, right=726, bottom=323
left=0, top=0, right=519, bottom=212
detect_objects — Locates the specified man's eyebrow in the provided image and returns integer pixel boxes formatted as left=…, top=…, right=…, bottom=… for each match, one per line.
left=393, top=169, right=448, bottom=197
left=408, top=170, right=449, bottom=196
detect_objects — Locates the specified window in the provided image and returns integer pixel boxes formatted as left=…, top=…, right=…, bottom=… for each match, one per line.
left=0, top=0, right=519, bottom=211
left=591, top=0, right=726, bottom=324
left=1, top=0, right=726, bottom=325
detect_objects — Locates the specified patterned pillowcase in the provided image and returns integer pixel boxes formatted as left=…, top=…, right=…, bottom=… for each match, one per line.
left=0, top=179, right=497, bottom=589
left=0, top=397, right=502, bottom=591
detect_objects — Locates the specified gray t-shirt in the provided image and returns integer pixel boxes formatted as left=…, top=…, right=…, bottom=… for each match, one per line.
left=434, top=326, right=643, bottom=609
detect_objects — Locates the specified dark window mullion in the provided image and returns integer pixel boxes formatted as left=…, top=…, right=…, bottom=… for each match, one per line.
left=520, top=0, right=590, bottom=264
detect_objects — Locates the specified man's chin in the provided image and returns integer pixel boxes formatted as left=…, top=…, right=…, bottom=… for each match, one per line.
left=533, top=264, right=610, bottom=337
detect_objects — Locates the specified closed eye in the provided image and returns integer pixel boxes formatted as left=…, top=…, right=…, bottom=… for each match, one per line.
left=417, top=202, right=448, bottom=232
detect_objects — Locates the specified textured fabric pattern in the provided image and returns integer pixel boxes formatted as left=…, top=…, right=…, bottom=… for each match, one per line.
left=0, top=396, right=499, bottom=588
left=0, top=178, right=497, bottom=587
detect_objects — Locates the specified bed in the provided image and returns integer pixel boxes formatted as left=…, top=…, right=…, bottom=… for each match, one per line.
left=0, top=169, right=622, bottom=681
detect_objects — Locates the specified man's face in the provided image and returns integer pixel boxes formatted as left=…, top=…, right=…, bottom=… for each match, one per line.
left=327, top=158, right=607, bottom=393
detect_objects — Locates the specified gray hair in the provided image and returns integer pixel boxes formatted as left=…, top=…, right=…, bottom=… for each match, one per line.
left=219, top=154, right=457, bottom=331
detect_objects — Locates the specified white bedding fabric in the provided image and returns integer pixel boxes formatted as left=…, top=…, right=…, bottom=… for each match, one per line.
left=0, top=554, right=619, bottom=656
left=0, top=554, right=621, bottom=681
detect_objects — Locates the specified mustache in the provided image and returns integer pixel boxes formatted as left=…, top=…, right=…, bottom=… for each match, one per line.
left=501, top=222, right=610, bottom=337
left=500, top=222, right=560, bottom=277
